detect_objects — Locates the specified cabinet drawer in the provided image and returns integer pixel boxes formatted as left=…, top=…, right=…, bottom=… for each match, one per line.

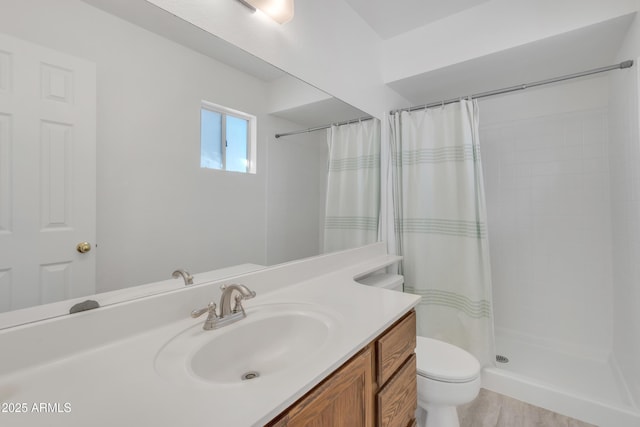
left=376, top=310, right=416, bottom=386
left=377, top=353, right=417, bottom=427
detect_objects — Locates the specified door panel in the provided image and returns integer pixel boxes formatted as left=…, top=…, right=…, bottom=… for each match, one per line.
left=0, top=33, right=96, bottom=312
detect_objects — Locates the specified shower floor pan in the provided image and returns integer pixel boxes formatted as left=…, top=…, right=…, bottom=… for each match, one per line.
left=482, top=334, right=640, bottom=427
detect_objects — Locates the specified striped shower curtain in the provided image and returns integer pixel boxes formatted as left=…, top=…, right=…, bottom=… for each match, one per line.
left=323, top=119, right=380, bottom=253
left=389, top=100, right=495, bottom=366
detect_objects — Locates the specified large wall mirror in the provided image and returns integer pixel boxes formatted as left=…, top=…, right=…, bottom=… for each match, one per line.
left=0, top=0, right=370, bottom=325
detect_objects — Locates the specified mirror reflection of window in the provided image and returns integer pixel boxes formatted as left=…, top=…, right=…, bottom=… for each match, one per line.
left=200, top=101, right=254, bottom=173
left=200, top=109, right=223, bottom=169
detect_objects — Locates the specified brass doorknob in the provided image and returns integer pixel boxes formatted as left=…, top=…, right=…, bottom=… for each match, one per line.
left=76, top=242, right=91, bottom=253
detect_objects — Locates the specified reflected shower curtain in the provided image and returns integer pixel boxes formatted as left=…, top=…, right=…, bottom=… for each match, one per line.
left=389, top=100, right=495, bottom=366
left=323, top=119, right=380, bottom=253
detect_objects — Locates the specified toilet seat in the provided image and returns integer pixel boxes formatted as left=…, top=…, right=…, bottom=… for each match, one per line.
left=416, top=336, right=480, bottom=383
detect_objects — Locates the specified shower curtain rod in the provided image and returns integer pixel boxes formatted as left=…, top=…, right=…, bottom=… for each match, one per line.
left=274, top=115, right=374, bottom=139
left=390, top=60, right=634, bottom=115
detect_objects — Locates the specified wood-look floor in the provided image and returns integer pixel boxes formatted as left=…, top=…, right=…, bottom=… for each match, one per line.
left=457, top=389, right=597, bottom=427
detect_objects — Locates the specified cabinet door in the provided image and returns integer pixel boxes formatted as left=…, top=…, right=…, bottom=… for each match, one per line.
left=377, top=354, right=417, bottom=427
left=269, top=347, right=373, bottom=427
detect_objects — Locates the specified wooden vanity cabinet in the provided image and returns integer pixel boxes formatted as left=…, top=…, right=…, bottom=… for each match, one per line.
left=267, top=310, right=417, bottom=427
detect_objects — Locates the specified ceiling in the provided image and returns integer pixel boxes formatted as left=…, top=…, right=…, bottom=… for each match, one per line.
left=343, top=0, right=636, bottom=107
left=344, top=0, right=491, bottom=39
left=387, top=14, right=635, bottom=106
left=86, top=0, right=637, bottom=124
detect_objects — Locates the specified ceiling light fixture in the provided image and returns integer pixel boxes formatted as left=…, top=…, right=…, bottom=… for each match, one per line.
left=235, top=0, right=294, bottom=24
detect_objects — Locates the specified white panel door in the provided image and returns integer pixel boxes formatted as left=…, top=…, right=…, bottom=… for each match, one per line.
left=0, top=33, right=96, bottom=312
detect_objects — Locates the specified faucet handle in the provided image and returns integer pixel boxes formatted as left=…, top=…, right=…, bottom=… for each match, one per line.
left=191, top=301, right=217, bottom=319
left=232, top=294, right=247, bottom=316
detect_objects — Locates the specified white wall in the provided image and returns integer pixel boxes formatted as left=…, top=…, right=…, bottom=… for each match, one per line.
left=0, top=0, right=324, bottom=293
left=265, top=117, right=326, bottom=265
left=609, top=14, right=640, bottom=407
left=479, top=76, right=614, bottom=359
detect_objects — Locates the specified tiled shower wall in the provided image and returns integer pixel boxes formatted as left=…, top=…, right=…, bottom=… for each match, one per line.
left=609, top=58, right=640, bottom=406
left=479, top=77, right=614, bottom=360
left=608, top=13, right=640, bottom=406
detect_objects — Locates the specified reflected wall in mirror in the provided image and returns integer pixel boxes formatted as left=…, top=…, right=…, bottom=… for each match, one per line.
left=0, top=0, right=372, bottom=319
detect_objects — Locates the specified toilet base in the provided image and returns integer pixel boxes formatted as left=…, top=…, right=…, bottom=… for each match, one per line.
left=418, top=404, right=460, bottom=427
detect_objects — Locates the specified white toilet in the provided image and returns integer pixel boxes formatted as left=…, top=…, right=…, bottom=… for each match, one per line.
left=357, top=273, right=481, bottom=427
left=415, top=336, right=480, bottom=427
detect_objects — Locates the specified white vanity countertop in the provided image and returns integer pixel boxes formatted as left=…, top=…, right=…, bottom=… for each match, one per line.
left=0, top=244, right=419, bottom=427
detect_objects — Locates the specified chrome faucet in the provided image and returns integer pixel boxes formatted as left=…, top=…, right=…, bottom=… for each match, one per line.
left=219, top=284, right=256, bottom=316
left=191, top=284, right=256, bottom=330
left=172, top=269, right=193, bottom=286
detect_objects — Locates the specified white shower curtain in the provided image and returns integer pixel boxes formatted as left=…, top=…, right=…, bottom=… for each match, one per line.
left=323, top=119, right=380, bottom=253
left=389, top=100, right=495, bottom=366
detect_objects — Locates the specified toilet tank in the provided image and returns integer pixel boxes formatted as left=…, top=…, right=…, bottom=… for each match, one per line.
left=356, top=273, right=404, bottom=292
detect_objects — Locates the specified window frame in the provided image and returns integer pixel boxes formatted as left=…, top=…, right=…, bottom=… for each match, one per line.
left=200, top=100, right=257, bottom=174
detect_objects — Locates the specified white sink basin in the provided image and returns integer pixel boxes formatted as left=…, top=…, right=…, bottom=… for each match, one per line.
left=155, top=303, right=339, bottom=387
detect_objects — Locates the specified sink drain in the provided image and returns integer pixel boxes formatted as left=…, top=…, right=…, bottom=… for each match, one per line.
left=241, top=371, right=260, bottom=381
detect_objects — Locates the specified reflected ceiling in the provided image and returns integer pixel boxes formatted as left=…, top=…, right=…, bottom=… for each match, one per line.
left=83, top=0, right=365, bottom=128
left=83, top=0, right=285, bottom=81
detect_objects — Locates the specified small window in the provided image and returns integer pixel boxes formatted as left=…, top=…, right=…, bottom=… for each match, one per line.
left=200, top=101, right=256, bottom=174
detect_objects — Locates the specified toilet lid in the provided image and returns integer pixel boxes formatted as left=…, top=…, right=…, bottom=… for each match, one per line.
left=415, top=336, right=480, bottom=383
